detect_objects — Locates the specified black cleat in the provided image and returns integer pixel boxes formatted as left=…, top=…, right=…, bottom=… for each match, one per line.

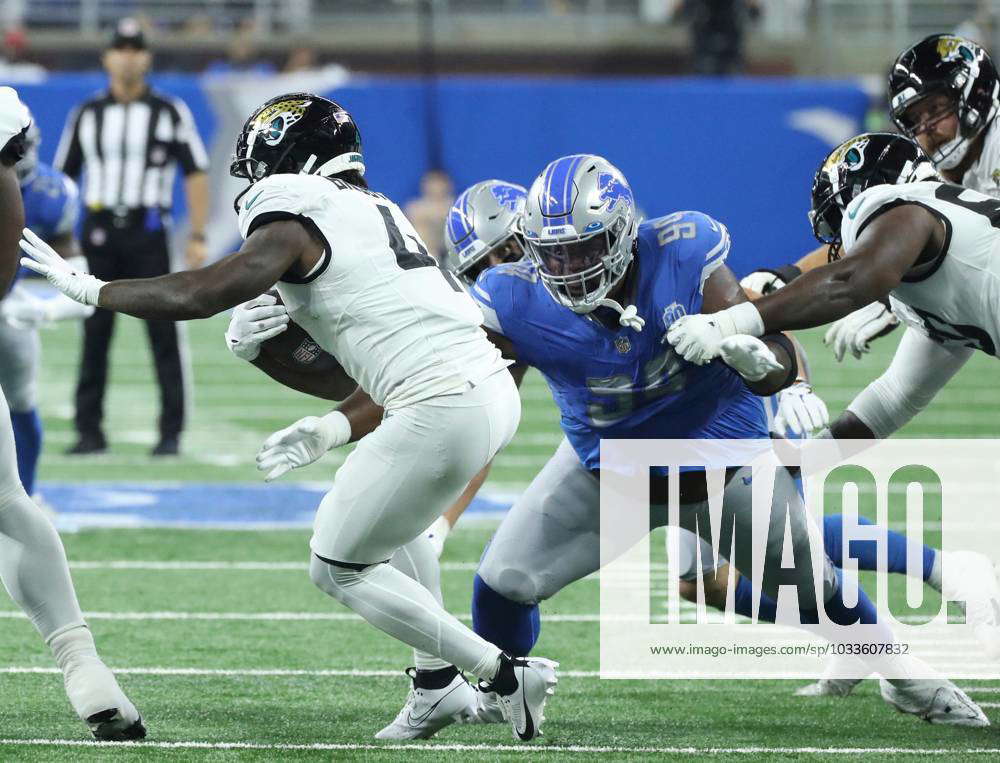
left=151, top=437, right=179, bottom=457
left=65, top=433, right=107, bottom=455
left=87, top=708, right=148, bottom=741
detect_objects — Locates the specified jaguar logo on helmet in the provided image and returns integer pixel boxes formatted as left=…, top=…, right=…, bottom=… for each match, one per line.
left=252, top=98, right=312, bottom=146
left=823, top=136, right=870, bottom=176
left=936, top=35, right=975, bottom=63
left=597, top=171, right=632, bottom=213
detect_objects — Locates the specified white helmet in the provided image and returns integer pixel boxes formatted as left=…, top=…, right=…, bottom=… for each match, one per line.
left=521, top=154, right=639, bottom=316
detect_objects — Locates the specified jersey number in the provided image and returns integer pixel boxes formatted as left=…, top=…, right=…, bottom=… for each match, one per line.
left=586, top=347, right=686, bottom=427
left=934, top=184, right=1000, bottom=227
left=652, top=212, right=698, bottom=247
left=376, top=204, right=462, bottom=291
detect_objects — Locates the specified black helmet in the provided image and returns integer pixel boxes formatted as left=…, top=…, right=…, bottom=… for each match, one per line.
left=889, top=34, right=999, bottom=169
left=809, top=133, right=940, bottom=259
left=230, top=92, right=364, bottom=187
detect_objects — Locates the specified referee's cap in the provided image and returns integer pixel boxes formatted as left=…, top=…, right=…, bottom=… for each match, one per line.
left=108, top=18, right=147, bottom=50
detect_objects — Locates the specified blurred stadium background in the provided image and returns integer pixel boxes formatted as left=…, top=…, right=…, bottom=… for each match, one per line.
left=4, top=1, right=1000, bottom=758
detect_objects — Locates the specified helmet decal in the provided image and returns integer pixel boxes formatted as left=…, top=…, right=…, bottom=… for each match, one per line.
left=252, top=98, right=312, bottom=147
left=597, top=171, right=632, bottom=213
left=490, top=183, right=524, bottom=213
left=936, top=35, right=974, bottom=63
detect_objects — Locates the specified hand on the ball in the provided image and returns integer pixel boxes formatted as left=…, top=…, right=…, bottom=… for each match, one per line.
left=225, top=293, right=289, bottom=362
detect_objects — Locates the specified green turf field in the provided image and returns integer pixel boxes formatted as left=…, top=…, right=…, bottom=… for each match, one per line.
left=0, top=314, right=997, bottom=760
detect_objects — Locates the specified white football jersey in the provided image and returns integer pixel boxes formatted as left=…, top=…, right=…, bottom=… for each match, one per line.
left=237, top=173, right=509, bottom=410
left=961, top=119, right=1000, bottom=199
left=841, top=180, right=1000, bottom=356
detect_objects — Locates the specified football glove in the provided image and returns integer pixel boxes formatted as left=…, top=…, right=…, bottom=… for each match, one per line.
left=19, top=228, right=104, bottom=306
left=823, top=302, right=899, bottom=361
left=718, top=335, right=784, bottom=382
left=773, top=381, right=829, bottom=437
left=666, top=302, right=764, bottom=365
left=226, top=293, right=290, bottom=362
left=256, top=411, right=352, bottom=482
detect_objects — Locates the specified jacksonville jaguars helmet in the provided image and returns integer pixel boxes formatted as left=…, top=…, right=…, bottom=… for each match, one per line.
left=521, top=154, right=638, bottom=313
left=14, top=111, right=39, bottom=183
left=230, top=92, right=363, bottom=207
left=443, top=180, right=526, bottom=284
left=889, top=34, right=1000, bottom=170
left=810, top=132, right=940, bottom=259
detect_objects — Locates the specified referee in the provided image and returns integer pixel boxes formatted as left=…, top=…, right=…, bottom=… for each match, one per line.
left=54, top=19, right=209, bottom=456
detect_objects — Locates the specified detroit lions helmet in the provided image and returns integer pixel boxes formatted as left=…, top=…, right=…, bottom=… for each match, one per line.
left=230, top=93, right=363, bottom=209
left=443, top=179, right=527, bottom=284
left=889, top=34, right=1000, bottom=170
left=810, top=132, right=940, bottom=259
left=521, top=154, right=638, bottom=313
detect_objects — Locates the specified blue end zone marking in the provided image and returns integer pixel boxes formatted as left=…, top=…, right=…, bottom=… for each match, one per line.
left=40, top=483, right=513, bottom=530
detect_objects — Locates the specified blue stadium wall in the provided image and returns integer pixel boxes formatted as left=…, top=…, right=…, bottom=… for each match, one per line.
left=18, top=74, right=869, bottom=277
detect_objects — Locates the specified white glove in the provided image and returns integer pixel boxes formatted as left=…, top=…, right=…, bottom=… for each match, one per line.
left=256, top=410, right=352, bottom=482
left=19, top=228, right=104, bottom=307
left=823, top=302, right=900, bottom=361
left=226, top=293, right=289, bottom=361
left=773, top=381, right=829, bottom=437
left=718, top=335, right=784, bottom=381
left=1, top=285, right=50, bottom=329
left=739, top=270, right=786, bottom=295
left=666, top=302, right=764, bottom=365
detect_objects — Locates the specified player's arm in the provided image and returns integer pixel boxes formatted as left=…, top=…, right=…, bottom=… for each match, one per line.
left=752, top=204, right=937, bottom=333
left=827, top=327, right=972, bottom=439
left=0, top=164, right=24, bottom=293
left=701, top=265, right=796, bottom=396
left=21, top=218, right=317, bottom=321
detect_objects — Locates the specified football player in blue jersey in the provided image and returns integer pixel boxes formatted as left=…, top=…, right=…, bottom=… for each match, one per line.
left=466, top=153, right=985, bottom=728
left=0, top=116, right=93, bottom=498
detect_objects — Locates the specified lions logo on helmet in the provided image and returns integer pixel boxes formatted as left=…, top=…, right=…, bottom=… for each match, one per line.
left=597, top=171, right=632, bottom=213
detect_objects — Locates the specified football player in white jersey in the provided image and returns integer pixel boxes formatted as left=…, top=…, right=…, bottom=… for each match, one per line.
left=744, top=34, right=1000, bottom=360
left=0, top=87, right=144, bottom=740
left=20, top=92, right=558, bottom=741
left=666, top=132, right=1000, bottom=663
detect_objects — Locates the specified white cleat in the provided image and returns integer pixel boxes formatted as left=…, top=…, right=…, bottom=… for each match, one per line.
left=375, top=668, right=478, bottom=740
left=880, top=678, right=990, bottom=727
left=474, top=688, right=506, bottom=723
left=937, top=551, right=1000, bottom=659
left=63, top=655, right=146, bottom=741
left=491, top=657, right=559, bottom=742
left=794, top=677, right=864, bottom=697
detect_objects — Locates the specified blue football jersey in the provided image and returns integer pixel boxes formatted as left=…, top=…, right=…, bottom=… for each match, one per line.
left=473, top=211, right=769, bottom=471
left=15, top=162, right=79, bottom=287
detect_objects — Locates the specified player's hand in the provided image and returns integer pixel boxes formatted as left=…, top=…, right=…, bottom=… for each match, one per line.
left=256, top=411, right=351, bottom=482
left=19, top=228, right=105, bottom=306
left=823, top=302, right=899, bottom=361
left=1, top=285, right=51, bottom=329
left=739, top=270, right=786, bottom=296
left=774, top=381, right=829, bottom=437
left=226, top=293, right=289, bottom=362
left=717, top=335, right=783, bottom=381
left=665, top=314, right=725, bottom=365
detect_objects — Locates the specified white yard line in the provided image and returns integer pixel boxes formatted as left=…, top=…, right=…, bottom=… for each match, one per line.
left=0, top=739, right=998, bottom=754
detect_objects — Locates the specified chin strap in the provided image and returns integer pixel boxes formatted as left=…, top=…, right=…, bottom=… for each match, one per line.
left=596, top=298, right=645, bottom=331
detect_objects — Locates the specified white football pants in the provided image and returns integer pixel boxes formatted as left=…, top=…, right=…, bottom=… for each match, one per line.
left=310, top=369, right=520, bottom=677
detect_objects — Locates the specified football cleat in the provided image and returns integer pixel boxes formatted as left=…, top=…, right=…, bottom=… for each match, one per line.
left=480, top=654, right=559, bottom=742
left=935, top=551, right=1000, bottom=659
left=795, top=654, right=869, bottom=697
left=63, top=654, right=146, bottom=741
left=880, top=678, right=990, bottom=727
left=375, top=668, right=478, bottom=740
left=474, top=688, right=506, bottom=723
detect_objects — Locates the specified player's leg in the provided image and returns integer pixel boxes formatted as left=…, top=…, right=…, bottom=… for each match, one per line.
left=424, top=461, right=491, bottom=558
left=474, top=437, right=601, bottom=655
left=0, top=320, right=42, bottom=494
left=308, top=371, right=556, bottom=740
left=0, top=388, right=143, bottom=739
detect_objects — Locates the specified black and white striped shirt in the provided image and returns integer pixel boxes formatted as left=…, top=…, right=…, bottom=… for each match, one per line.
left=54, top=88, right=208, bottom=211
